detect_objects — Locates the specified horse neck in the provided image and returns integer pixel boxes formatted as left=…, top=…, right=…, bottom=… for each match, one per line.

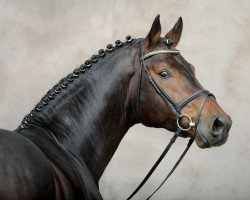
left=21, top=44, right=139, bottom=182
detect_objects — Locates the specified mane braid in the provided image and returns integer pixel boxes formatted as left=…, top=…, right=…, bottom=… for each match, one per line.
left=16, top=35, right=133, bottom=131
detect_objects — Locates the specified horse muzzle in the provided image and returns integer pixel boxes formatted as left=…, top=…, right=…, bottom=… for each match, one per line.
left=195, top=115, right=232, bottom=148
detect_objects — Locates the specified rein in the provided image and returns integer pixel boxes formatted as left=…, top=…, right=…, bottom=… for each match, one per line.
left=128, top=41, right=215, bottom=199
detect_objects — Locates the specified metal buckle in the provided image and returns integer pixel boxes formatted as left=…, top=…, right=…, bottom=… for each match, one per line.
left=177, top=114, right=195, bottom=131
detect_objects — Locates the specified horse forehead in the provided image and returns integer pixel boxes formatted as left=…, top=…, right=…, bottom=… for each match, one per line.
left=169, top=54, right=195, bottom=75
left=148, top=53, right=189, bottom=71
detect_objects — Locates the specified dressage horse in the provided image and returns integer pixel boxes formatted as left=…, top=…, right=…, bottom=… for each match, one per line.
left=0, top=15, right=232, bottom=199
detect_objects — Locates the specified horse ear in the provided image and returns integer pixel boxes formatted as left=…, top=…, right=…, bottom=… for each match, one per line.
left=142, top=15, right=161, bottom=51
left=165, top=17, right=183, bottom=47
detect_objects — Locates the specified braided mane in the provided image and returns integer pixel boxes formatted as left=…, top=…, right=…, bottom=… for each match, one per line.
left=17, top=35, right=133, bottom=131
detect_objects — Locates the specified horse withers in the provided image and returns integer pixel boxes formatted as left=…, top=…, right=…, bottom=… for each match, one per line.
left=0, top=15, right=232, bottom=199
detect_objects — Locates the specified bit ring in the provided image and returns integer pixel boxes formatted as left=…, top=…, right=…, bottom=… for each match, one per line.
left=177, top=114, right=195, bottom=131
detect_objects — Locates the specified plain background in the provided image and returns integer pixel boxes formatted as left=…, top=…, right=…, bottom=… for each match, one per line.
left=0, top=0, right=249, bottom=199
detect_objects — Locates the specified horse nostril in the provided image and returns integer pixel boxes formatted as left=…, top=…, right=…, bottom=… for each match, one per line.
left=212, top=117, right=225, bottom=137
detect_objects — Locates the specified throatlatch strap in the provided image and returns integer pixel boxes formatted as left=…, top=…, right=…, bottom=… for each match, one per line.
left=135, top=59, right=144, bottom=121
left=127, top=129, right=181, bottom=200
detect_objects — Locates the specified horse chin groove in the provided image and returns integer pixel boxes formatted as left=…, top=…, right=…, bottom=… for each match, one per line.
left=195, top=131, right=210, bottom=149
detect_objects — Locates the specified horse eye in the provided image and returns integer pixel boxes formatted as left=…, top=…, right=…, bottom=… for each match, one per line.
left=158, top=71, right=170, bottom=79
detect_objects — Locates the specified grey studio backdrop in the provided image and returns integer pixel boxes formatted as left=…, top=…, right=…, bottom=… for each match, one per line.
left=0, top=1, right=249, bottom=200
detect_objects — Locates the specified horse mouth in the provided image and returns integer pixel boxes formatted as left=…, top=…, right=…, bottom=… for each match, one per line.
left=195, top=129, right=229, bottom=149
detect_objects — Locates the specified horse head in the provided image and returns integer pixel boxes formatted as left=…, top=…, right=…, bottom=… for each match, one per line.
left=133, top=15, right=232, bottom=148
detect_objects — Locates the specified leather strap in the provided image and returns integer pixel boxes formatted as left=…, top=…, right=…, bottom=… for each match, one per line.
left=127, top=129, right=181, bottom=200
left=177, top=90, right=207, bottom=110
left=143, top=65, right=180, bottom=118
left=135, top=59, right=144, bottom=121
left=145, top=92, right=213, bottom=200
left=145, top=138, right=194, bottom=200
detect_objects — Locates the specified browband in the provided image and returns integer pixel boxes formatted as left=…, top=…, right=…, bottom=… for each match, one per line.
left=139, top=49, right=180, bottom=62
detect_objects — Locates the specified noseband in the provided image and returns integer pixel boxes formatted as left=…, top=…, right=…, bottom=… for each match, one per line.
left=127, top=41, right=215, bottom=200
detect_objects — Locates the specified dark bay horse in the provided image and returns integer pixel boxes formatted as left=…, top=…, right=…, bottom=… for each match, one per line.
left=0, top=16, right=232, bottom=199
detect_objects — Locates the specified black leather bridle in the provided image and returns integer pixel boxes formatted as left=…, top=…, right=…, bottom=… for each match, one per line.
left=127, top=41, right=215, bottom=200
